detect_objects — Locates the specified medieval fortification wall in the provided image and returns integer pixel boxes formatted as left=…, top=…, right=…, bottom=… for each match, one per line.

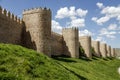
left=22, top=8, right=51, bottom=57
left=0, top=6, right=118, bottom=58
left=100, top=43, right=107, bottom=57
left=51, top=32, right=63, bottom=56
left=107, top=45, right=111, bottom=57
left=79, top=36, right=92, bottom=58
left=0, top=6, right=22, bottom=45
left=92, top=41, right=100, bottom=57
left=62, top=28, right=79, bottom=58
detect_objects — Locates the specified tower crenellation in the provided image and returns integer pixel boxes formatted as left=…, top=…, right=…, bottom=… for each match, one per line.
left=23, top=7, right=51, bottom=15
left=0, top=6, right=22, bottom=24
left=7, top=11, right=11, bottom=18
left=3, top=9, right=7, bottom=15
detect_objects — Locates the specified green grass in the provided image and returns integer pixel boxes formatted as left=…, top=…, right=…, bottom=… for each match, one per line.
left=0, top=43, right=120, bottom=80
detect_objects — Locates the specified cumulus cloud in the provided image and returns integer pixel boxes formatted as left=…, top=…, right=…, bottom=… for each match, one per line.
left=95, top=36, right=106, bottom=43
left=52, top=20, right=62, bottom=34
left=79, top=29, right=93, bottom=36
left=107, top=24, right=117, bottom=30
left=99, top=28, right=116, bottom=39
left=70, top=19, right=85, bottom=27
left=92, top=16, right=110, bottom=25
left=92, top=3, right=120, bottom=25
left=55, top=6, right=88, bottom=19
left=96, top=2, right=104, bottom=9
left=55, top=6, right=88, bottom=28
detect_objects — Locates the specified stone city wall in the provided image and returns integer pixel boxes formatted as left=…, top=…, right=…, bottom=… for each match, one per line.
left=51, top=32, right=63, bottom=56
left=92, top=41, right=100, bottom=57
left=100, top=43, right=107, bottom=57
left=111, top=48, right=115, bottom=57
left=0, top=6, right=23, bottom=45
left=107, top=45, right=111, bottom=57
left=22, top=8, right=51, bottom=57
left=115, top=48, right=120, bottom=57
left=79, top=36, right=92, bottom=58
left=62, top=28, right=79, bottom=58
left=0, top=6, right=117, bottom=58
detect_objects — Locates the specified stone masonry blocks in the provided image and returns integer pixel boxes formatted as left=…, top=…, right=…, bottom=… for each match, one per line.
left=111, top=48, right=115, bottom=57
left=62, top=28, right=79, bottom=58
left=107, top=45, right=111, bottom=57
left=92, top=41, right=100, bottom=57
left=22, top=8, right=51, bottom=57
left=100, top=43, right=107, bottom=58
left=79, top=36, right=92, bottom=58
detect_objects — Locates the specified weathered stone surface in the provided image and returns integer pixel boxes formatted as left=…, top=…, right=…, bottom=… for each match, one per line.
left=107, top=45, right=111, bottom=57
left=51, top=32, right=63, bottom=56
left=100, top=43, right=107, bottom=58
left=79, top=36, right=92, bottom=58
left=0, top=7, right=22, bottom=45
left=115, top=48, right=120, bottom=57
left=62, top=28, right=79, bottom=58
left=111, top=48, right=115, bottom=57
left=92, top=41, right=100, bottom=57
left=22, top=8, right=51, bottom=57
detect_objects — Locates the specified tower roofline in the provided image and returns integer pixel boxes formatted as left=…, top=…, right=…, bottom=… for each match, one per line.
left=23, top=7, right=51, bottom=15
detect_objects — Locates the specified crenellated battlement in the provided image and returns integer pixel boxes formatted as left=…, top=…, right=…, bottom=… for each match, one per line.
left=23, top=7, right=51, bottom=15
left=0, top=6, right=22, bottom=24
left=62, top=27, right=78, bottom=31
left=0, top=6, right=117, bottom=58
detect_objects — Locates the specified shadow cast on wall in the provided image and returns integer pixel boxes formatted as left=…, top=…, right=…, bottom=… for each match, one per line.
left=21, top=22, right=37, bottom=50
left=62, top=38, right=71, bottom=57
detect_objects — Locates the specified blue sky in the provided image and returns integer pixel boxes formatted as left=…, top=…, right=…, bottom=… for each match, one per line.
left=0, top=0, right=120, bottom=48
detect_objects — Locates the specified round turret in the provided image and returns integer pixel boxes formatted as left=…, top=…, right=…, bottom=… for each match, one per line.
left=22, top=7, right=51, bottom=57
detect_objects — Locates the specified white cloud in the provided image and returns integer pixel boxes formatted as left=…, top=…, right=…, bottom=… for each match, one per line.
left=106, top=35, right=116, bottom=39
left=107, top=24, right=117, bottom=30
left=92, top=16, right=110, bottom=25
left=76, top=8, right=88, bottom=17
left=55, top=6, right=88, bottom=19
left=95, top=36, right=106, bottom=43
left=91, top=17, right=97, bottom=22
left=55, top=6, right=88, bottom=28
left=79, top=29, right=93, bottom=36
left=99, top=28, right=116, bottom=39
left=96, top=2, right=104, bottom=9
left=52, top=20, right=62, bottom=34
left=55, top=7, right=69, bottom=19
left=70, top=19, right=85, bottom=27
left=92, top=3, right=120, bottom=25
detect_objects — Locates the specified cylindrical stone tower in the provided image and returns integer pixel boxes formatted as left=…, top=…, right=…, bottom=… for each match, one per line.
left=107, top=45, right=111, bottom=57
left=22, top=8, right=51, bottom=57
left=62, top=28, right=79, bottom=58
left=100, top=43, right=107, bottom=58
left=92, top=41, right=100, bottom=57
left=79, top=36, right=92, bottom=58
left=111, top=48, right=115, bottom=57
